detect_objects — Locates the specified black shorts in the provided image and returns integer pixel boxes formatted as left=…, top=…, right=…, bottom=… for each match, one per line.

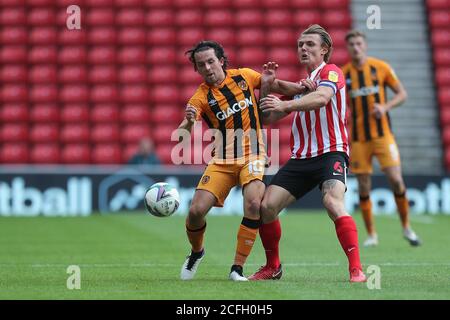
left=269, top=151, right=349, bottom=200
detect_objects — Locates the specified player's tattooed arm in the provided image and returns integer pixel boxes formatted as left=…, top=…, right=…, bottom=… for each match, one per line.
left=321, top=180, right=337, bottom=199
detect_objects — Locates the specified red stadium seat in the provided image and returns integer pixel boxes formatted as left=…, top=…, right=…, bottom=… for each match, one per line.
left=153, top=124, right=176, bottom=144
left=60, top=85, right=89, bottom=103
left=59, top=65, right=88, bottom=83
left=91, top=104, right=119, bottom=123
left=438, top=87, right=450, bottom=106
left=153, top=86, right=180, bottom=104
left=30, top=124, right=59, bottom=143
left=28, top=0, right=54, bottom=5
left=173, top=0, right=202, bottom=7
left=236, top=29, right=265, bottom=46
left=1, top=84, right=27, bottom=102
left=177, top=28, right=205, bottom=46
left=206, top=28, right=235, bottom=47
left=1, top=27, right=27, bottom=45
left=58, top=46, right=87, bottom=64
left=441, top=108, right=450, bottom=126
left=429, top=12, right=450, bottom=28
left=152, top=106, right=182, bottom=124
left=85, top=8, right=115, bottom=26
left=156, top=144, right=175, bottom=164
left=322, top=10, right=352, bottom=28
left=0, top=143, right=29, bottom=163
left=121, top=125, right=152, bottom=143
left=436, top=68, right=450, bottom=86
left=60, top=124, right=90, bottom=143
left=292, top=10, right=321, bottom=27
left=1, top=103, right=28, bottom=122
left=446, top=148, right=450, bottom=170
left=29, top=65, right=57, bottom=83
left=176, top=10, right=203, bottom=26
left=92, top=144, right=123, bottom=164
left=427, top=0, right=450, bottom=9
left=28, top=8, right=55, bottom=26
left=30, top=104, right=59, bottom=123
left=145, top=9, right=174, bottom=26
left=91, top=124, right=120, bottom=143
left=30, top=85, right=58, bottom=103
left=434, top=48, right=450, bottom=66
left=115, top=0, right=143, bottom=7
left=269, top=48, right=299, bottom=65
left=235, top=10, right=264, bottom=27
left=267, top=28, right=297, bottom=46
left=262, top=0, right=289, bottom=8
left=329, top=48, right=350, bottom=65
left=1, top=46, right=27, bottom=63
left=90, top=85, right=119, bottom=103
left=118, top=27, right=146, bottom=45
left=89, top=66, right=118, bottom=83
left=118, top=47, right=146, bottom=64
left=144, top=0, right=172, bottom=8
left=59, top=29, right=87, bottom=45
left=30, top=144, right=60, bottom=164
left=120, top=85, right=149, bottom=103
left=1, top=124, right=28, bottom=142
left=0, top=8, right=26, bottom=25
left=149, top=66, right=177, bottom=83
left=84, top=0, right=112, bottom=6
left=267, top=10, right=293, bottom=27
left=237, top=48, right=267, bottom=66
left=61, top=144, right=91, bottom=164
left=179, top=66, right=203, bottom=84
left=329, top=28, right=348, bottom=47
left=203, top=0, right=232, bottom=7
left=116, top=9, right=145, bottom=26
left=443, top=125, right=450, bottom=144
left=119, top=66, right=147, bottom=83
left=88, top=27, right=116, bottom=45
left=0, top=65, right=27, bottom=83
left=120, top=104, right=153, bottom=125
left=121, top=104, right=151, bottom=123
left=29, top=27, right=58, bottom=45
left=204, top=11, right=234, bottom=26
left=148, top=47, right=177, bottom=65
left=431, top=30, right=450, bottom=48
left=290, top=0, right=319, bottom=9
left=233, top=0, right=259, bottom=8
left=180, top=85, right=199, bottom=103
left=61, top=104, right=90, bottom=123
left=88, top=46, right=115, bottom=64
left=322, top=0, right=350, bottom=8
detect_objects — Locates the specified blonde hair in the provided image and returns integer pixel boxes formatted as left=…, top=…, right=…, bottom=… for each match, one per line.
left=302, top=24, right=333, bottom=63
left=345, top=29, right=367, bottom=42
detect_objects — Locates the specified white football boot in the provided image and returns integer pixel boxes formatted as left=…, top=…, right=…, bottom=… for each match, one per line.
left=180, top=249, right=205, bottom=280
left=363, top=234, right=379, bottom=247
left=229, top=265, right=248, bottom=281
left=403, top=228, right=421, bottom=246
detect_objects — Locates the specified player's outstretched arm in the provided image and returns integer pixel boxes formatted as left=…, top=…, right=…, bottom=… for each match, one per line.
left=260, top=86, right=334, bottom=114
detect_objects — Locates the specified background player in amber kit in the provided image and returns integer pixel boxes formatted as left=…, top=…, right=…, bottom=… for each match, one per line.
left=342, top=30, right=421, bottom=247
left=177, top=41, right=306, bottom=281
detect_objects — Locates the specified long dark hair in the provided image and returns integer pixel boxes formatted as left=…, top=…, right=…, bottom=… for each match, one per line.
left=185, top=40, right=229, bottom=71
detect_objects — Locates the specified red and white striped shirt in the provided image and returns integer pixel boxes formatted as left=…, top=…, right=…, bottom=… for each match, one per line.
left=290, top=62, right=348, bottom=159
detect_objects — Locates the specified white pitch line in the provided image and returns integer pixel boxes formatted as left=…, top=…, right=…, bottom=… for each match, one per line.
left=0, top=262, right=446, bottom=268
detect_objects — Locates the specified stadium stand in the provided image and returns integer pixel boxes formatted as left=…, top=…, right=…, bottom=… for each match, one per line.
left=0, top=0, right=372, bottom=166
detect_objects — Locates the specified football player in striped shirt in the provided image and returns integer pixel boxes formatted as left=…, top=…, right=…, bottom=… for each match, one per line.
left=249, top=25, right=366, bottom=283
left=177, top=41, right=310, bottom=281
left=342, top=30, right=421, bottom=247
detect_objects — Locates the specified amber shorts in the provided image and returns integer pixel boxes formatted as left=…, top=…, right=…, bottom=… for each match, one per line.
left=350, top=135, right=401, bottom=174
left=196, top=158, right=266, bottom=207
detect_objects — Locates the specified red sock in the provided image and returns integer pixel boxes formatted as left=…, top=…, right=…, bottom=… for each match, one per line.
left=334, top=216, right=362, bottom=272
left=259, top=219, right=281, bottom=268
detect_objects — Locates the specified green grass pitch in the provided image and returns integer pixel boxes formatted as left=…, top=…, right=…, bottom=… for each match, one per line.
left=0, top=211, right=449, bottom=300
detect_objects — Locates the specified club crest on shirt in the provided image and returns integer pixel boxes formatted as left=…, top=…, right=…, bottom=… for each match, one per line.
left=328, top=71, right=339, bottom=83
left=238, top=80, right=248, bottom=91
left=201, top=175, right=210, bottom=185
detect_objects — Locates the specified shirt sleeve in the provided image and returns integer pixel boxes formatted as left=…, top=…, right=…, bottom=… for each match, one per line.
left=318, top=64, right=345, bottom=94
left=240, top=68, right=262, bottom=89
left=187, top=87, right=205, bottom=121
left=383, top=62, right=400, bottom=89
